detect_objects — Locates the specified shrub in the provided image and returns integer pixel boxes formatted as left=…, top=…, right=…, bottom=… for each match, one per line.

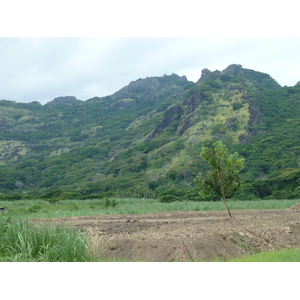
left=40, top=190, right=63, bottom=199
left=148, top=181, right=159, bottom=190
left=47, top=198, right=60, bottom=205
left=159, top=194, right=179, bottom=203
left=80, top=193, right=103, bottom=200
left=1, top=193, right=22, bottom=201
left=104, top=197, right=118, bottom=208
left=232, top=102, right=243, bottom=111
left=26, top=205, right=42, bottom=213
left=59, top=192, right=82, bottom=199
left=211, top=123, right=224, bottom=135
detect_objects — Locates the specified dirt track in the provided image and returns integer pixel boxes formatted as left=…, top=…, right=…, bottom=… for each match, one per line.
left=33, top=204, right=300, bottom=261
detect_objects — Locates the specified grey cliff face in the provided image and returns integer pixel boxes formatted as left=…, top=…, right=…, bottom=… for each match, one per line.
left=222, top=64, right=244, bottom=76
left=45, top=96, right=81, bottom=106
left=177, top=92, right=205, bottom=135
left=110, top=74, right=188, bottom=102
left=199, top=68, right=221, bottom=82
left=145, top=105, right=183, bottom=141
left=110, top=98, right=137, bottom=110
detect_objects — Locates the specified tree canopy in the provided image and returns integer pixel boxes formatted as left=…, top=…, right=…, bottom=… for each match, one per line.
left=195, top=140, right=244, bottom=217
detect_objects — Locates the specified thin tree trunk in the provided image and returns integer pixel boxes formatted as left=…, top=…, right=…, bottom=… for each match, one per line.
left=216, top=166, right=232, bottom=218
left=221, top=189, right=232, bottom=218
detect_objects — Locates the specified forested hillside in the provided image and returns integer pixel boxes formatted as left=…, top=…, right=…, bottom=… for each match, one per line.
left=1, top=64, right=299, bottom=201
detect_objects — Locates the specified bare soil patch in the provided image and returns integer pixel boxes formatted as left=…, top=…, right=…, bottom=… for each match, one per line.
left=32, top=206, right=300, bottom=261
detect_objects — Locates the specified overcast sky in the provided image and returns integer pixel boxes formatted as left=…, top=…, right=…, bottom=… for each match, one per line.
left=1, top=1, right=300, bottom=105
left=1, top=37, right=300, bottom=104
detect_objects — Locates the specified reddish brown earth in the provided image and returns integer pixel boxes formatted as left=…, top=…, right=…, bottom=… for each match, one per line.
left=32, top=204, right=300, bottom=261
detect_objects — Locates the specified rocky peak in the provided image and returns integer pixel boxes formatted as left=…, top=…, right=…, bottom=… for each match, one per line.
left=128, top=78, right=160, bottom=93
left=222, top=64, right=244, bottom=76
left=111, top=74, right=189, bottom=101
left=199, top=68, right=221, bottom=82
left=45, top=96, right=82, bottom=106
left=199, top=64, right=280, bottom=90
left=200, top=68, right=212, bottom=81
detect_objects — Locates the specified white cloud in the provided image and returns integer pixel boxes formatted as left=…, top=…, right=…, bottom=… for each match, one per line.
left=0, top=37, right=300, bottom=104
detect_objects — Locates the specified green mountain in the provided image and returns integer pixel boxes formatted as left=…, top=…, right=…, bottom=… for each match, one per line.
left=1, top=64, right=300, bottom=200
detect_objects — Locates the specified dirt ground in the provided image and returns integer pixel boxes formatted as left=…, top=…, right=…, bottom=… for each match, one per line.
left=32, top=204, right=300, bottom=261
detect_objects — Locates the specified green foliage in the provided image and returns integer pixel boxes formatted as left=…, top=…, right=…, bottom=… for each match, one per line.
left=232, top=102, right=243, bottom=111
left=40, top=190, right=63, bottom=199
left=211, top=123, right=224, bottom=135
left=47, top=198, right=60, bottom=205
left=159, top=194, right=180, bottom=203
left=104, top=197, right=118, bottom=208
left=0, top=193, right=23, bottom=201
left=252, top=170, right=300, bottom=199
left=26, top=204, right=43, bottom=213
left=195, top=140, right=244, bottom=217
left=0, top=215, right=94, bottom=262
left=0, top=67, right=299, bottom=201
left=219, top=74, right=231, bottom=82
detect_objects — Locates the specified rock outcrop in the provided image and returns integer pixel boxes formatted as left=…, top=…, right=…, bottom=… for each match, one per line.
left=45, top=96, right=82, bottom=106
left=177, top=92, right=205, bottom=135
left=239, top=98, right=260, bottom=143
left=198, top=68, right=221, bottom=82
left=110, top=98, right=137, bottom=110
left=145, top=105, right=183, bottom=141
left=222, top=64, right=244, bottom=76
left=111, top=74, right=189, bottom=102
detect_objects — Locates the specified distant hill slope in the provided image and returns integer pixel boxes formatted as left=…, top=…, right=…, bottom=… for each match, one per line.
left=0, top=64, right=299, bottom=201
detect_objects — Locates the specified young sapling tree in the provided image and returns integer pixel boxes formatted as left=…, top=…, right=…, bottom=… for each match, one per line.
left=195, top=140, right=244, bottom=218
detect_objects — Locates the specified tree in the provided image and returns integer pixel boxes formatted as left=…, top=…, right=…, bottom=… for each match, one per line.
left=195, top=140, right=244, bottom=218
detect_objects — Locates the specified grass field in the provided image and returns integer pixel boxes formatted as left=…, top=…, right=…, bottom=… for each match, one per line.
left=228, top=248, right=300, bottom=262
left=0, top=197, right=299, bottom=219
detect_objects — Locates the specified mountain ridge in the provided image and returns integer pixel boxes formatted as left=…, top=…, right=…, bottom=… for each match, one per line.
left=0, top=64, right=299, bottom=201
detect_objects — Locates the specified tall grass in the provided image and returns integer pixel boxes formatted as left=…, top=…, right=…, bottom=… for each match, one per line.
left=1, top=198, right=299, bottom=219
left=0, top=215, right=95, bottom=262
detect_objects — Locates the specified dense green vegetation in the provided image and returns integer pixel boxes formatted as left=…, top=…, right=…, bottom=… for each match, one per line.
left=0, top=64, right=299, bottom=201
left=0, top=214, right=95, bottom=261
